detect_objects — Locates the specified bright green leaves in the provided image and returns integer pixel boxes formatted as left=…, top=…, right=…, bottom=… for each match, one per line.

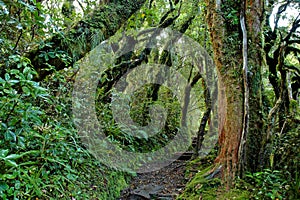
left=0, top=0, right=47, bottom=60
left=0, top=55, right=47, bottom=151
left=0, top=149, right=39, bottom=168
left=0, top=149, right=39, bottom=199
left=226, top=8, right=239, bottom=25
left=220, top=2, right=240, bottom=29
left=245, top=169, right=289, bottom=200
left=0, top=50, right=128, bottom=199
left=38, top=48, right=72, bottom=67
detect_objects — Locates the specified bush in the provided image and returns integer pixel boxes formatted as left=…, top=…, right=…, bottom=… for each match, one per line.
left=0, top=57, right=128, bottom=199
left=245, top=169, right=288, bottom=200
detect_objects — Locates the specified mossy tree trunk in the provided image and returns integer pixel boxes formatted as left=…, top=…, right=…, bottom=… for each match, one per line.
left=26, top=0, right=146, bottom=80
left=205, top=0, right=264, bottom=185
left=242, top=0, right=264, bottom=174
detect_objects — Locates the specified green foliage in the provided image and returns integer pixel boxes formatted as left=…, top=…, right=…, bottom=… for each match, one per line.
left=259, top=127, right=300, bottom=199
left=220, top=189, right=251, bottom=200
left=0, top=55, right=47, bottom=151
left=0, top=55, right=129, bottom=199
left=96, top=84, right=181, bottom=153
left=289, top=171, right=300, bottom=199
left=178, top=162, right=250, bottom=200
left=0, top=0, right=299, bottom=199
left=245, top=169, right=290, bottom=200
left=271, top=127, right=300, bottom=174
left=220, top=2, right=239, bottom=27
left=0, top=0, right=49, bottom=60
left=178, top=166, right=219, bottom=200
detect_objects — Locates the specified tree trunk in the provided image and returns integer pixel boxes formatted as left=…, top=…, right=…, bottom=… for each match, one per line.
left=205, top=0, right=265, bottom=185
left=241, top=0, right=264, bottom=174
left=205, top=0, right=244, bottom=186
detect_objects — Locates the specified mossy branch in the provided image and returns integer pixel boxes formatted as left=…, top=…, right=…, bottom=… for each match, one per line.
left=26, top=0, right=146, bottom=81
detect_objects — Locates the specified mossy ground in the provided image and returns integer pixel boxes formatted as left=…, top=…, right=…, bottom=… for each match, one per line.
left=178, top=156, right=250, bottom=200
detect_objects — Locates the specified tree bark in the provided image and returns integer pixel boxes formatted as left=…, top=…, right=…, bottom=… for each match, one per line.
left=205, top=0, right=244, bottom=186
left=241, top=0, right=264, bottom=174
left=205, top=0, right=265, bottom=185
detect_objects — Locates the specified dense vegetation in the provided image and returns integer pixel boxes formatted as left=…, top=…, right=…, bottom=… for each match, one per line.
left=0, top=0, right=299, bottom=199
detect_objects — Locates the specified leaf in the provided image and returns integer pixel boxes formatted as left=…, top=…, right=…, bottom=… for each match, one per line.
left=9, top=69, right=20, bottom=74
left=8, top=80, right=19, bottom=84
left=22, top=86, right=31, bottom=95
left=19, top=161, right=39, bottom=166
left=17, top=62, right=23, bottom=68
left=4, top=73, right=10, bottom=81
left=18, top=150, right=39, bottom=158
left=0, top=77, right=5, bottom=84
left=3, top=89, right=11, bottom=94
left=23, top=66, right=31, bottom=74
left=48, top=51, right=55, bottom=58
left=0, top=182, right=9, bottom=192
left=5, top=154, right=21, bottom=160
left=7, top=20, right=16, bottom=24
left=2, top=151, right=38, bottom=166
left=44, top=53, right=49, bottom=61
left=0, top=149, right=9, bottom=158
left=16, top=24, right=23, bottom=30
left=2, top=173, right=17, bottom=180
left=14, top=180, right=21, bottom=190
left=4, top=159, right=18, bottom=167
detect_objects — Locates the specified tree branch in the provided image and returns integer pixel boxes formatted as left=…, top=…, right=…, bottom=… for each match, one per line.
left=23, top=0, right=146, bottom=81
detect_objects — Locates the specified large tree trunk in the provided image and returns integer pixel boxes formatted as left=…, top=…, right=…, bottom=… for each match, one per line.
left=205, top=0, right=264, bottom=185
left=242, top=0, right=264, bottom=174
left=26, top=0, right=146, bottom=80
left=205, top=0, right=244, bottom=186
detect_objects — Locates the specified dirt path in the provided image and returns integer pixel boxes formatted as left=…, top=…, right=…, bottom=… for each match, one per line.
left=117, top=159, right=192, bottom=200
left=118, top=137, right=198, bottom=200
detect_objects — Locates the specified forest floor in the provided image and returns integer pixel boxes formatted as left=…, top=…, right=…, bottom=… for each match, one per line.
left=117, top=151, right=197, bottom=200
left=118, top=160, right=191, bottom=200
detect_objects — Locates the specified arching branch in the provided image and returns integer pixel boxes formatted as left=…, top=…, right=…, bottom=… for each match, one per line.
left=22, top=0, right=147, bottom=81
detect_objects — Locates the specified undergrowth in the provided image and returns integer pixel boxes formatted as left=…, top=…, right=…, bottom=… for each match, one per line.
left=0, top=59, right=129, bottom=199
left=179, top=128, right=300, bottom=200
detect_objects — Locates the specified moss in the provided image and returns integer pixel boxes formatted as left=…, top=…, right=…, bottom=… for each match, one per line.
left=178, top=166, right=221, bottom=200
left=178, top=162, right=250, bottom=200
left=219, top=189, right=250, bottom=200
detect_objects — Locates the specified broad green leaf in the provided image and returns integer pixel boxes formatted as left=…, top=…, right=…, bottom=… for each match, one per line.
left=48, top=51, right=55, bottom=58
left=23, top=66, right=31, bottom=74
left=22, top=86, right=30, bottom=95
left=0, top=149, right=9, bottom=158
left=8, top=80, right=19, bottom=84
left=0, top=182, right=9, bottom=192
left=10, top=69, right=20, bottom=74
left=0, top=77, right=5, bottom=84
left=4, top=159, right=18, bottom=167
left=5, top=154, right=21, bottom=160
left=2, top=173, right=17, bottom=180
left=4, top=73, right=10, bottom=81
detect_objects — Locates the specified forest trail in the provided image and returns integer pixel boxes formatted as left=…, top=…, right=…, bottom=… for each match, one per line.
left=118, top=139, right=197, bottom=200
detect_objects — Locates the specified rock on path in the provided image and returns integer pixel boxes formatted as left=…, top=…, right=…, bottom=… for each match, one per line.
left=118, top=160, right=190, bottom=200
